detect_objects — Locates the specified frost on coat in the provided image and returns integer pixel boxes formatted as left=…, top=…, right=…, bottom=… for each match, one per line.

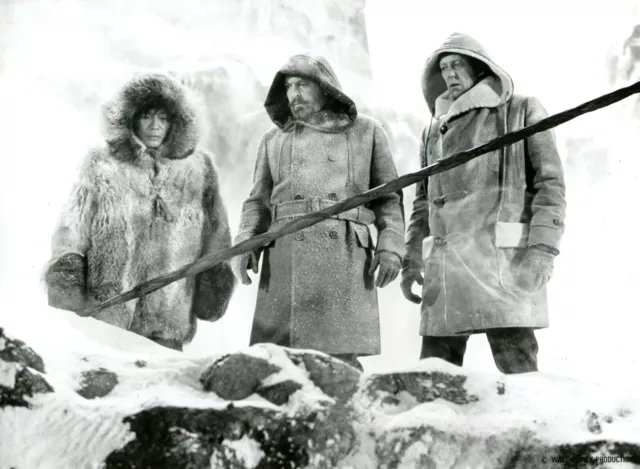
left=235, top=54, right=405, bottom=356
left=406, top=33, right=566, bottom=336
left=45, top=74, right=236, bottom=346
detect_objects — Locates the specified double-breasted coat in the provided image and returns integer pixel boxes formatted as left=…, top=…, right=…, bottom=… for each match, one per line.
left=236, top=54, right=405, bottom=356
left=405, top=33, right=567, bottom=336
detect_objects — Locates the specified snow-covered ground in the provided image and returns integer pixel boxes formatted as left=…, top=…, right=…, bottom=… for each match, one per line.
left=2, top=313, right=640, bottom=468
left=1, top=0, right=640, bottom=393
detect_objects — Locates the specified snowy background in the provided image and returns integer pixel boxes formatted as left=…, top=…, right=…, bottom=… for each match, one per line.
left=1, top=0, right=639, bottom=386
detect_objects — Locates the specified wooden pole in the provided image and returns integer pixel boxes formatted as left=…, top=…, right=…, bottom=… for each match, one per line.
left=86, top=80, right=640, bottom=315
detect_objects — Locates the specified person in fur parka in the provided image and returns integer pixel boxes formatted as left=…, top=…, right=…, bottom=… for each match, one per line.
left=44, top=73, right=236, bottom=351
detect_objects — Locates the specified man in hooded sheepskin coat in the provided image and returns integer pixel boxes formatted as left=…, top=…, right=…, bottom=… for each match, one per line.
left=231, top=53, right=405, bottom=370
left=401, top=33, right=566, bottom=373
left=44, top=73, right=236, bottom=351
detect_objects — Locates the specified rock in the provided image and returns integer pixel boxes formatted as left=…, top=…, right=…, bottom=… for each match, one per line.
left=0, top=327, right=46, bottom=373
left=76, top=368, right=119, bottom=399
left=585, top=411, right=603, bottom=434
left=0, top=327, right=52, bottom=409
left=287, top=351, right=361, bottom=403
left=524, top=441, right=640, bottom=469
left=362, top=370, right=480, bottom=408
left=256, top=379, right=303, bottom=406
left=104, top=404, right=355, bottom=469
left=0, top=361, right=53, bottom=408
left=200, top=353, right=281, bottom=400
left=376, top=425, right=533, bottom=469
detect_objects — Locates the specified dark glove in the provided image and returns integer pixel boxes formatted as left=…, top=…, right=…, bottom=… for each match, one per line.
left=515, top=245, right=557, bottom=292
left=368, top=251, right=401, bottom=288
left=231, top=251, right=260, bottom=285
left=193, top=262, right=237, bottom=321
left=400, top=252, right=424, bottom=304
left=45, top=253, right=95, bottom=315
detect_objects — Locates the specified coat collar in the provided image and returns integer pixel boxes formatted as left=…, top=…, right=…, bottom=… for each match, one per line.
left=434, top=76, right=507, bottom=122
left=283, top=109, right=353, bottom=133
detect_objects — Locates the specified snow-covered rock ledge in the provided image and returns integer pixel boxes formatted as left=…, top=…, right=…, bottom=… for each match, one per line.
left=1, top=323, right=640, bottom=469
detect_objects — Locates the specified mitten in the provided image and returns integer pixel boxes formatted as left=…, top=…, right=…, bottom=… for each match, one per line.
left=401, top=249, right=424, bottom=303
left=45, top=253, right=91, bottom=314
left=516, top=244, right=557, bottom=292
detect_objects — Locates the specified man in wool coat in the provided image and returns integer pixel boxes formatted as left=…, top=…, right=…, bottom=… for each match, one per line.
left=401, top=33, right=566, bottom=373
left=231, top=53, right=406, bottom=371
left=44, top=73, right=236, bottom=351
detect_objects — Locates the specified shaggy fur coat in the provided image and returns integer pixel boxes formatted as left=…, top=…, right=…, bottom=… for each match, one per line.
left=45, top=74, right=236, bottom=347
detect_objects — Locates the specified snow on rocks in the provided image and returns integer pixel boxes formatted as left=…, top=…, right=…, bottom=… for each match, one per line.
left=1, top=323, right=640, bottom=468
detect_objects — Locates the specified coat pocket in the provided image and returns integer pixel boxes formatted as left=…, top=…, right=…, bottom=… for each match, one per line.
left=420, top=236, right=441, bottom=306
left=421, top=236, right=434, bottom=261
left=495, top=222, right=529, bottom=290
left=351, top=222, right=373, bottom=250
left=495, top=221, right=529, bottom=248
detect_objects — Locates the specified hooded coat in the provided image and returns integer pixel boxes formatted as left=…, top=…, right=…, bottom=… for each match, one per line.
left=236, top=54, right=405, bottom=356
left=405, top=33, right=566, bottom=336
left=45, top=73, right=236, bottom=347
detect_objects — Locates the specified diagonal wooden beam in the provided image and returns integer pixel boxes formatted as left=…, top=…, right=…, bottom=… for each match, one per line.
left=86, top=80, right=640, bottom=315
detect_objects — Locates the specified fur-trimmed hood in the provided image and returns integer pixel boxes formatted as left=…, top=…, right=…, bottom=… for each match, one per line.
left=101, top=73, right=204, bottom=161
left=264, top=53, right=358, bottom=130
left=421, top=32, right=514, bottom=117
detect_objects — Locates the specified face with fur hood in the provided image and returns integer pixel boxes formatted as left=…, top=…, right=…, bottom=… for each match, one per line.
left=102, top=73, right=203, bottom=160
left=133, top=107, right=171, bottom=149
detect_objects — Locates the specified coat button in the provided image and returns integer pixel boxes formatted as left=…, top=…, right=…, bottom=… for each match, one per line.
left=293, top=157, right=302, bottom=165
left=328, top=192, right=338, bottom=201
left=329, top=230, right=339, bottom=239
left=295, top=232, right=304, bottom=241
left=553, top=218, right=563, bottom=226
left=434, top=236, right=446, bottom=246
left=433, top=196, right=445, bottom=207
left=294, top=194, right=304, bottom=200
left=440, top=124, right=448, bottom=134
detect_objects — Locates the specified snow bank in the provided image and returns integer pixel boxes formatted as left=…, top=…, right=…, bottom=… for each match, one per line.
left=1, top=314, right=639, bottom=469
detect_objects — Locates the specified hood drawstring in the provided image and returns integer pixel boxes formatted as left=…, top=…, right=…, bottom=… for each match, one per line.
left=139, top=144, right=175, bottom=224
left=154, top=195, right=175, bottom=222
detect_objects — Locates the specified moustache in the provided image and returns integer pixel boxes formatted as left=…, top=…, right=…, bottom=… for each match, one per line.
left=290, top=98, right=307, bottom=107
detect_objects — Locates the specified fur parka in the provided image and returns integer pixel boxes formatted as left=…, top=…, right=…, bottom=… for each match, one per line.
left=45, top=73, right=236, bottom=348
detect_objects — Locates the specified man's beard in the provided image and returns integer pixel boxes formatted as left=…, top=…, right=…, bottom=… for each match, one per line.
left=290, top=99, right=310, bottom=119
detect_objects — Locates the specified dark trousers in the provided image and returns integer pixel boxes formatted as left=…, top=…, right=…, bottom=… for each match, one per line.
left=420, top=328, right=539, bottom=374
left=332, top=353, right=364, bottom=371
